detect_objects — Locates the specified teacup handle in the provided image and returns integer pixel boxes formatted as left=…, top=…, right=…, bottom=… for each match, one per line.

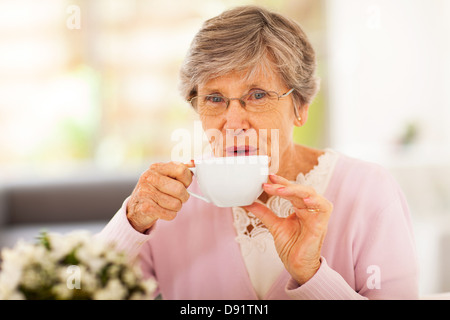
left=187, top=167, right=211, bottom=203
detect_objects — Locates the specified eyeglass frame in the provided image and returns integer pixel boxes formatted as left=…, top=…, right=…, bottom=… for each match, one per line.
left=188, top=88, right=296, bottom=115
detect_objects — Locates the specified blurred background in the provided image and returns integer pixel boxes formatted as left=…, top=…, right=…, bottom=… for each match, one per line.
left=0, top=0, right=449, bottom=297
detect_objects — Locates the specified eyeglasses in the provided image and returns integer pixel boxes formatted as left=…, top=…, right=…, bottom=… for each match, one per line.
left=188, top=88, right=295, bottom=116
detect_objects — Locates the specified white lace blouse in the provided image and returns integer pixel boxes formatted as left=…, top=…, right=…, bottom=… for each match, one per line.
left=231, top=149, right=339, bottom=298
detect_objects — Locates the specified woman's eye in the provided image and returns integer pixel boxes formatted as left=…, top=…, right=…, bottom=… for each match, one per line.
left=206, top=96, right=225, bottom=103
left=250, top=91, right=267, bottom=100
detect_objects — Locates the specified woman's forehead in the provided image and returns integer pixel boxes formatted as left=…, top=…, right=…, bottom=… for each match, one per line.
left=199, top=67, right=283, bottom=92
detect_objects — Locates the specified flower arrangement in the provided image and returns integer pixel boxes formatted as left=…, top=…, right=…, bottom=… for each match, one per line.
left=0, top=231, right=156, bottom=300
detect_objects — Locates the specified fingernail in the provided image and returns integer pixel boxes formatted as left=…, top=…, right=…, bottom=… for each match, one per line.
left=277, top=187, right=285, bottom=192
left=303, top=197, right=311, bottom=203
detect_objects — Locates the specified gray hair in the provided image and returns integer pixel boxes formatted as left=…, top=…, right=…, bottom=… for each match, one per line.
left=179, top=5, right=320, bottom=109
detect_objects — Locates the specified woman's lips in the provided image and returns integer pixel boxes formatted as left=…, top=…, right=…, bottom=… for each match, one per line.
left=225, top=146, right=258, bottom=156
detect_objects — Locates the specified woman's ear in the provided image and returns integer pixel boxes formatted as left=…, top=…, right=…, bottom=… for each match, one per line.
left=294, top=104, right=309, bottom=127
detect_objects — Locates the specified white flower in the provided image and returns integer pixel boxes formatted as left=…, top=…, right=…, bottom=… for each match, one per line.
left=121, top=268, right=137, bottom=287
left=0, top=231, right=157, bottom=300
left=46, top=233, right=73, bottom=261
left=0, top=240, right=47, bottom=293
left=76, top=265, right=99, bottom=292
left=0, top=249, right=24, bottom=294
left=142, top=278, right=158, bottom=297
left=0, top=282, right=25, bottom=300
left=76, top=247, right=106, bottom=273
left=51, top=283, right=73, bottom=300
left=93, top=279, right=127, bottom=300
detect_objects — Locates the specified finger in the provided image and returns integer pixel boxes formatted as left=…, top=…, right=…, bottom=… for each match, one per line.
left=150, top=162, right=193, bottom=188
left=145, top=171, right=190, bottom=203
left=184, top=159, right=195, bottom=168
left=263, top=183, right=315, bottom=208
left=291, top=204, right=331, bottom=237
left=148, top=201, right=177, bottom=221
left=243, top=202, right=280, bottom=231
left=130, top=196, right=178, bottom=223
left=303, top=196, right=320, bottom=212
left=276, top=183, right=316, bottom=199
left=262, top=182, right=286, bottom=194
left=268, top=174, right=319, bottom=200
left=268, top=174, right=292, bottom=186
left=291, top=197, right=333, bottom=236
left=143, top=184, right=183, bottom=212
left=302, top=195, right=333, bottom=217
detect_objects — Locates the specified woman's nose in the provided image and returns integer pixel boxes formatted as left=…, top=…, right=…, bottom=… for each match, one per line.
left=223, top=99, right=248, bottom=128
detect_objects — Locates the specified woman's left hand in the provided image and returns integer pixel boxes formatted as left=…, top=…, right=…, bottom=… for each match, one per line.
left=243, top=174, right=333, bottom=285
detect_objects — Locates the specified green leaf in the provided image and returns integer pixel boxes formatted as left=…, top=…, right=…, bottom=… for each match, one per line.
left=36, top=231, right=51, bottom=250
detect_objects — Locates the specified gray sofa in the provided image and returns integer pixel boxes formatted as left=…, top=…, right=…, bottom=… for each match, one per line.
left=0, top=175, right=137, bottom=248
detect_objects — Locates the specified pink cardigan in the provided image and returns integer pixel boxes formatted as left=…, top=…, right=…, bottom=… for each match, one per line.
left=98, top=153, right=419, bottom=299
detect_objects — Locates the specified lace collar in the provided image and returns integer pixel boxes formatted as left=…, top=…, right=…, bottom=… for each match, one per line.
left=232, top=149, right=339, bottom=254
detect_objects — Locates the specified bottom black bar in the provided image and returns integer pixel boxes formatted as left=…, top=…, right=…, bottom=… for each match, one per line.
left=1, top=299, right=438, bottom=319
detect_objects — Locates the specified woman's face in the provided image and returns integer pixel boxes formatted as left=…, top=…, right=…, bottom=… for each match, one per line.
left=197, top=68, right=306, bottom=173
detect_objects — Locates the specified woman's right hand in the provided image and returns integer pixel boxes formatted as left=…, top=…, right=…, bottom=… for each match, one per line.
left=126, top=161, right=194, bottom=233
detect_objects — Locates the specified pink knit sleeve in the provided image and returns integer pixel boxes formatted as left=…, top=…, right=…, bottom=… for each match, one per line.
left=96, top=197, right=153, bottom=261
left=285, top=257, right=367, bottom=299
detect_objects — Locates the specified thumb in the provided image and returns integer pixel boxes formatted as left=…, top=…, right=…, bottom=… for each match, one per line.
left=243, top=202, right=279, bottom=231
left=184, top=159, right=195, bottom=168
left=184, top=160, right=195, bottom=177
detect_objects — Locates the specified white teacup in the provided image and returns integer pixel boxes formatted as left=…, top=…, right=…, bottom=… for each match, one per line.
left=188, top=155, right=269, bottom=207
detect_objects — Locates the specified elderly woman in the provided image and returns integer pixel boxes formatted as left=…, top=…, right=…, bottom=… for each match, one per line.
left=99, top=6, right=418, bottom=299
